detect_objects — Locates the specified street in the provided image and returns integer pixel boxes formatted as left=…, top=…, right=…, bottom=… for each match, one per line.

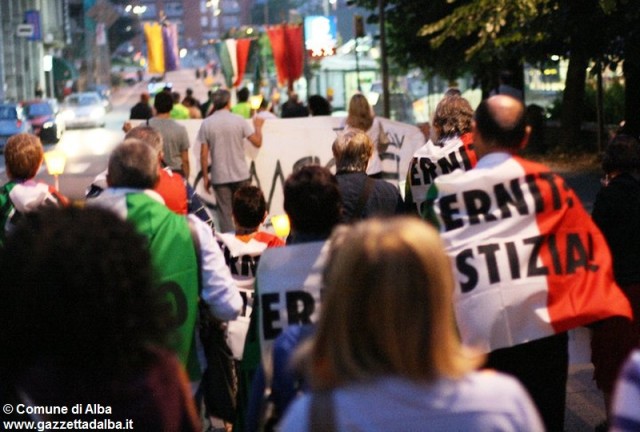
left=0, top=68, right=213, bottom=200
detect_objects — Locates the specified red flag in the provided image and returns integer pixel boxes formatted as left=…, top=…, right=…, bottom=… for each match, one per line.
left=234, top=39, right=253, bottom=88
left=267, top=26, right=287, bottom=86
left=284, top=25, right=304, bottom=83
left=268, top=25, right=304, bottom=87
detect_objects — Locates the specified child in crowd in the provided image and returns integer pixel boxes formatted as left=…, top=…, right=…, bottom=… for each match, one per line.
left=216, top=184, right=284, bottom=330
left=0, top=133, right=68, bottom=245
left=211, top=185, right=285, bottom=431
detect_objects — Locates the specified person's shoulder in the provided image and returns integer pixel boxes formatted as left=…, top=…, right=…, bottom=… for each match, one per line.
left=456, top=370, right=534, bottom=407
left=167, top=118, right=188, bottom=134
left=254, top=230, right=286, bottom=248
left=372, top=177, right=401, bottom=195
left=278, top=393, right=311, bottom=432
left=0, top=180, right=15, bottom=193
left=158, top=168, right=186, bottom=187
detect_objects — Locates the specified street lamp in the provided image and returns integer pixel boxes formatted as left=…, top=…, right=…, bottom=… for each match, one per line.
left=44, top=150, right=66, bottom=191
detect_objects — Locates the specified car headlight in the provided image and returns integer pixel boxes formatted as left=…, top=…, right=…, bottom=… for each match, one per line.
left=90, top=107, right=105, bottom=119
left=43, top=121, right=54, bottom=129
left=61, top=110, right=75, bottom=120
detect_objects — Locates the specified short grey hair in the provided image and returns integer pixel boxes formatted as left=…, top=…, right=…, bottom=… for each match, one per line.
left=213, top=89, right=231, bottom=111
left=107, top=139, right=159, bottom=189
left=125, top=125, right=163, bottom=155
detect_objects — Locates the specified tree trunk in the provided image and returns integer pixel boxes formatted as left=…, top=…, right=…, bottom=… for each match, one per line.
left=559, top=49, right=588, bottom=150
left=623, top=32, right=640, bottom=138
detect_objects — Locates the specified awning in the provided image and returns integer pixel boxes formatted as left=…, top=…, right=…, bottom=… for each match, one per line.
left=53, top=57, right=79, bottom=82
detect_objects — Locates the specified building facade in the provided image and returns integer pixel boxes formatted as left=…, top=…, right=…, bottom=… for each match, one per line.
left=0, top=0, right=70, bottom=101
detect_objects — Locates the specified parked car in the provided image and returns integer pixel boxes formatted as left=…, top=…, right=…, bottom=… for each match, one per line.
left=0, top=103, right=31, bottom=152
left=22, top=99, right=65, bottom=144
left=60, top=92, right=107, bottom=129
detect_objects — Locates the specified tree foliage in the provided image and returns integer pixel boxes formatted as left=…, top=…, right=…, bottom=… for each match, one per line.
left=348, top=0, right=640, bottom=147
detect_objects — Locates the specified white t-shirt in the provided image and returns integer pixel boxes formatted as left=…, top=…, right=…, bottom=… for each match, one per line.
left=279, top=372, right=543, bottom=432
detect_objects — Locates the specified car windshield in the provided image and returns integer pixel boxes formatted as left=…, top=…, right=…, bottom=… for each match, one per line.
left=66, top=94, right=100, bottom=106
left=25, top=103, right=53, bottom=118
left=0, top=106, right=17, bottom=120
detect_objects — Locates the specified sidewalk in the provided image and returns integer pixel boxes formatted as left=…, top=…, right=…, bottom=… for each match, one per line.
left=566, top=363, right=605, bottom=431
left=565, top=327, right=605, bottom=431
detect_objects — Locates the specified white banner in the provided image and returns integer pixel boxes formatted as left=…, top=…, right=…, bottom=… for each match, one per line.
left=148, top=116, right=424, bottom=217
left=254, top=240, right=329, bottom=378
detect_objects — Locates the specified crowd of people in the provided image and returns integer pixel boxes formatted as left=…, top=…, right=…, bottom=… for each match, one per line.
left=131, top=86, right=333, bottom=123
left=2, top=83, right=640, bottom=432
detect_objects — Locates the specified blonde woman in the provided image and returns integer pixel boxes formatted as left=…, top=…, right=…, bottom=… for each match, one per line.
left=332, top=130, right=403, bottom=222
left=279, top=217, right=543, bottom=431
left=343, top=93, right=387, bottom=177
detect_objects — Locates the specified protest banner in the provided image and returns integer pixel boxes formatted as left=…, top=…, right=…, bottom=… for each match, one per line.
left=158, top=116, right=424, bottom=217
left=426, top=155, right=632, bottom=353
left=253, top=240, right=329, bottom=378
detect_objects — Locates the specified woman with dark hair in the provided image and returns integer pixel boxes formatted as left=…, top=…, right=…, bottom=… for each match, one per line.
left=0, top=207, right=200, bottom=431
left=591, top=133, right=640, bottom=426
left=283, top=165, right=343, bottom=244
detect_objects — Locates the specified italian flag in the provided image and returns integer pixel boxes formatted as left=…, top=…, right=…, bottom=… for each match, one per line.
left=424, top=153, right=633, bottom=353
left=90, top=190, right=201, bottom=378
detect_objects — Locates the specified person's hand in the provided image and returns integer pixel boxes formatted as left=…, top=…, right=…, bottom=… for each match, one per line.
left=202, top=176, right=211, bottom=192
left=122, top=121, right=132, bottom=133
left=418, top=122, right=431, bottom=142
left=253, top=115, right=265, bottom=130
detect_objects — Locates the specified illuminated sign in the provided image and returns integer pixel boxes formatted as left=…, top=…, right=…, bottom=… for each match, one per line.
left=304, top=16, right=337, bottom=58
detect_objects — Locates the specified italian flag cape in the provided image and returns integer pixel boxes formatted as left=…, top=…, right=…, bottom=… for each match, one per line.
left=406, top=132, right=476, bottom=214
left=90, top=190, right=201, bottom=378
left=424, top=153, right=632, bottom=353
